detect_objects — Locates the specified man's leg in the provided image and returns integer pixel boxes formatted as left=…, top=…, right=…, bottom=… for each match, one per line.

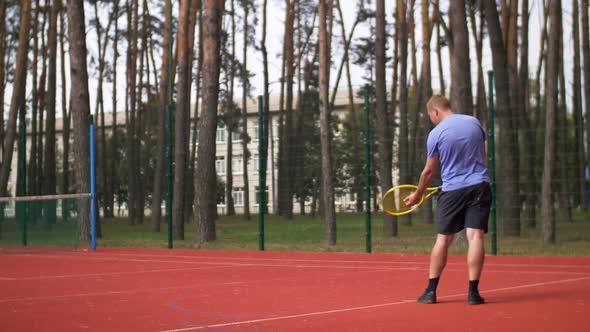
left=418, top=234, right=454, bottom=304
left=430, top=234, right=455, bottom=278
left=466, top=227, right=485, bottom=304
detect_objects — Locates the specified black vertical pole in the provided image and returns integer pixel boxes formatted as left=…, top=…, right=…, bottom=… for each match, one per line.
left=364, top=86, right=372, bottom=253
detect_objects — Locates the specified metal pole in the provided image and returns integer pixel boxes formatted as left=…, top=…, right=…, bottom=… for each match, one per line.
left=487, top=71, right=497, bottom=256
left=18, top=117, right=27, bottom=246
left=258, top=96, right=265, bottom=251
left=364, top=86, right=372, bottom=253
left=89, top=115, right=97, bottom=251
left=166, top=0, right=174, bottom=249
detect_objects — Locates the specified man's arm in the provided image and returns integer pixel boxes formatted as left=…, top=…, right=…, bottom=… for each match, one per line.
left=415, top=157, right=439, bottom=195
left=404, top=156, right=439, bottom=206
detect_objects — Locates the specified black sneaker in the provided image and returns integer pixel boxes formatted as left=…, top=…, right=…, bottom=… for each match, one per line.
left=417, top=290, right=436, bottom=304
left=468, top=291, right=485, bottom=305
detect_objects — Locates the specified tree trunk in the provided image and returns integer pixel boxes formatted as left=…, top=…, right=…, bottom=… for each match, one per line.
left=294, top=0, right=302, bottom=215
left=518, top=0, right=537, bottom=229
left=500, top=0, right=509, bottom=44
left=66, top=0, right=91, bottom=240
left=319, top=0, right=336, bottom=245
left=277, top=2, right=288, bottom=217
left=436, top=20, right=445, bottom=95
left=277, top=0, right=295, bottom=219
left=583, top=0, right=590, bottom=202
left=172, top=0, right=192, bottom=240
left=558, top=14, right=572, bottom=223
left=41, top=0, right=60, bottom=227
left=190, top=2, right=204, bottom=219
left=135, top=0, right=147, bottom=226
left=391, top=0, right=399, bottom=179
left=468, top=1, right=487, bottom=127
left=0, top=0, right=31, bottom=197
left=182, top=0, right=200, bottom=222
left=375, top=0, right=396, bottom=234
left=151, top=0, right=172, bottom=231
left=224, top=0, right=236, bottom=217
left=397, top=0, right=409, bottom=229
left=136, top=0, right=145, bottom=224
left=449, top=0, right=473, bottom=115
left=94, top=2, right=113, bottom=224
left=0, top=1, right=5, bottom=158
left=417, top=0, right=435, bottom=224
left=127, top=0, right=140, bottom=225
left=409, top=0, right=418, bottom=90
left=60, top=6, right=70, bottom=196
left=572, top=0, right=585, bottom=209
left=195, top=0, right=224, bottom=243
left=482, top=0, right=521, bottom=237
left=541, top=0, right=560, bottom=245
left=530, top=1, right=549, bottom=228
left=107, top=0, right=119, bottom=217
left=28, top=0, right=39, bottom=198
left=506, top=0, right=522, bottom=236
left=37, top=6, right=47, bottom=198
left=261, top=0, right=271, bottom=214
left=408, top=0, right=420, bottom=178
left=241, top=0, right=251, bottom=220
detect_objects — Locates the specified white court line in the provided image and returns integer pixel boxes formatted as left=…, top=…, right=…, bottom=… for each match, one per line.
left=0, top=266, right=234, bottom=281
left=20, top=251, right=590, bottom=270
left=0, top=268, right=394, bottom=304
left=443, top=268, right=590, bottom=276
left=8, top=253, right=425, bottom=271
left=159, top=276, right=590, bottom=332
left=9, top=253, right=590, bottom=278
left=84, top=251, right=590, bottom=269
left=3, top=265, right=586, bottom=284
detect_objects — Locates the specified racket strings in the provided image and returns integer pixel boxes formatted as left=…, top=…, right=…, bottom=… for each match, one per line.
left=384, top=187, right=417, bottom=213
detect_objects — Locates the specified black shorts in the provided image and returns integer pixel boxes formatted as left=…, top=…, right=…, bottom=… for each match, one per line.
left=436, top=182, right=492, bottom=235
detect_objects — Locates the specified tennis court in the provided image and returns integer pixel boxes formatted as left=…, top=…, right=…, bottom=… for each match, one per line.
left=1, top=247, right=589, bottom=331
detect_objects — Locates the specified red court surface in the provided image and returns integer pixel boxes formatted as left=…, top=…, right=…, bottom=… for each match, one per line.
left=1, top=248, right=589, bottom=331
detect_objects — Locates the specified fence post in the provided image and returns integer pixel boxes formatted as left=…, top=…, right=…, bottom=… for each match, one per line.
left=166, top=0, right=174, bottom=250
left=487, top=71, right=498, bottom=256
left=258, top=95, right=265, bottom=251
left=18, top=116, right=27, bottom=246
left=89, top=115, right=97, bottom=251
left=364, top=86, right=372, bottom=254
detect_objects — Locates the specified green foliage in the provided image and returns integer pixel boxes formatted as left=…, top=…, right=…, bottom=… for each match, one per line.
left=293, top=89, right=321, bottom=203
left=336, top=103, right=379, bottom=209
left=97, top=101, right=160, bottom=212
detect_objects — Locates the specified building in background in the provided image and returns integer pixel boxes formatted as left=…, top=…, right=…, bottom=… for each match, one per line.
left=6, top=88, right=387, bottom=217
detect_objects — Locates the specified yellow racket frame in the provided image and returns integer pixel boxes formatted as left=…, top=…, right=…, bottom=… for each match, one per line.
left=381, top=185, right=440, bottom=216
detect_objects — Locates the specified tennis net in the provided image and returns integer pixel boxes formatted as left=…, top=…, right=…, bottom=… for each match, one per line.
left=0, top=193, right=92, bottom=253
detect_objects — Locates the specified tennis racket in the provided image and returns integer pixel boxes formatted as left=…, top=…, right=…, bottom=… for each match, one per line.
left=381, top=185, right=440, bottom=216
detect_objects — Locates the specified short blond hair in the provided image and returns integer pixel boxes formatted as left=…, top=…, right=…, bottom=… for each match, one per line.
left=426, top=95, right=452, bottom=111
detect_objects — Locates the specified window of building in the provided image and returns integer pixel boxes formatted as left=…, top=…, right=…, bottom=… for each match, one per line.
left=216, top=124, right=225, bottom=143
left=232, top=187, right=244, bottom=207
left=251, top=154, right=258, bottom=172
left=215, top=156, right=225, bottom=174
left=253, top=124, right=258, bottom=141
left=232, top=127, right=242, bottom=142
left=232, top=155, right=243, bottom=174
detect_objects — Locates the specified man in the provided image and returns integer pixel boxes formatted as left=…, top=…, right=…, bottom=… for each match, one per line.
left=404, top=95, right=491, bottom=305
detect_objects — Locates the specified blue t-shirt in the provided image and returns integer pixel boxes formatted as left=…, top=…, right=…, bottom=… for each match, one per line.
left=427, top=114, right=489, bottom=191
